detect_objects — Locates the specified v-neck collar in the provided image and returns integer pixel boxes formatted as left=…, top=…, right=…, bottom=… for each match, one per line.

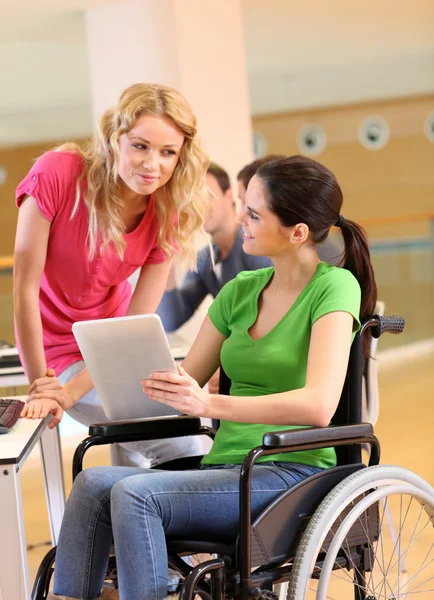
left=245, top=262, right=325, bottom=345
left=123, top=194, right=154, bottom=239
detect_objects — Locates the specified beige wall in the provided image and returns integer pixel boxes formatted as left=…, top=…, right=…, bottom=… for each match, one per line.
left=252, top=95, right=434, bottom=240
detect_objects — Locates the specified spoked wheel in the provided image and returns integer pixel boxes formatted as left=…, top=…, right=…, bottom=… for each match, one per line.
left=288, top=465, right=434, bottom=599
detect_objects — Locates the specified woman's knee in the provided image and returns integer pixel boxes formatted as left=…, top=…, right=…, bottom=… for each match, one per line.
left=71, top=467, right=116, bottom=503
left=111, top=476, right=161, bottom=520
left=111, top=477, right=143, bottom=507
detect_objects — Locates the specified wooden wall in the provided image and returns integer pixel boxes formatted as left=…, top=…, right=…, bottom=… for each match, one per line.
left=0, top=138, right=87, bottom=257
left=252, top=95, right=434, bottom=240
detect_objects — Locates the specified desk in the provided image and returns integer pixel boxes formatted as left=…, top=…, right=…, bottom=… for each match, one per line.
left=0, top=373, right=66, bottom=548
left=0, top=369, right=28, bottom=392
left=166, top=331, right=190, bottom=361
left=0, top=407, right=65, bottom=600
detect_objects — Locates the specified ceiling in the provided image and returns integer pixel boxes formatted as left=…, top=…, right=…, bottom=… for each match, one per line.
left=1, top=0, right=433, bottom=146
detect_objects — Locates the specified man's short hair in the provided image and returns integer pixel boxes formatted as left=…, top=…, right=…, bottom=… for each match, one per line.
left=237, top=154, right=286, bottom=190
left=207, top=162, right=231, bottom=194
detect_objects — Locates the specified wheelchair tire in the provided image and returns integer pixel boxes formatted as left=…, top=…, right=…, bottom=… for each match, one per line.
left=287, top=465, right=434, bottom=599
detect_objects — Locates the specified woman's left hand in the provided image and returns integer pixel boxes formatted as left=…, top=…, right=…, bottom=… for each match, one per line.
left=142, top=365, right=210, bottom=417
left=21, top=398, right=64, bottom=429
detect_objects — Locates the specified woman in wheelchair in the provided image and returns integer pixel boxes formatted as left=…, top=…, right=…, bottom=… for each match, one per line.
left=45, top=155, right=377, bottom=600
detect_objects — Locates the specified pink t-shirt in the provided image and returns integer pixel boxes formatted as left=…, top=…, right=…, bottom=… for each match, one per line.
left=15, top=151, right=167, bottom=375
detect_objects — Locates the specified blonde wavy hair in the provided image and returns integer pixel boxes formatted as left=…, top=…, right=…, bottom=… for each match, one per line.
left=56, top=83, right=210, bottom=268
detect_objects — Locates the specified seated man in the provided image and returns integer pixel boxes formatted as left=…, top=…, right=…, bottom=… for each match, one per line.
left=36, top=155, right=375, bottom=600
left=157, top=162, right=271, bottom=333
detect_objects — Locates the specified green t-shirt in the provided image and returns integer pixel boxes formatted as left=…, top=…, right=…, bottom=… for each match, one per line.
left=202, top=262, right=361, bottom=469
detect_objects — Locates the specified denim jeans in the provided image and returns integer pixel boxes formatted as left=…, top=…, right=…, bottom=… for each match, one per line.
left=58, top=360, right=202, bottom=467
left=53, top=461, right=322, bottom=600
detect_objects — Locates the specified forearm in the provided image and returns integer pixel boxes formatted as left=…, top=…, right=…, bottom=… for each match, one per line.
left=14, top=289, right=47, bottom=384
left=127, top=293, right=162, bottom=316
left=127, top=261, right=173, bottom=316
left=63, top=367, right=94, bottom=406
left=207, top=387, right=332, bottom=428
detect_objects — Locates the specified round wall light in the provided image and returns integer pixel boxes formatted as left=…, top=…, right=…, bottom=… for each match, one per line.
left=358, top=116, right=390, bottom=150
left=253, top=130, right=268, bottom=159
left=0, top=165, right=7, bottom=187
left=296, top=124, right=327, bottom=156
left=423, top=111, right=434, bottom=142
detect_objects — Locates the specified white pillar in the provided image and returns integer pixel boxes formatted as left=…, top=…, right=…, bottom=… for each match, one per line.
left=85, top=0, right=253, bottom=186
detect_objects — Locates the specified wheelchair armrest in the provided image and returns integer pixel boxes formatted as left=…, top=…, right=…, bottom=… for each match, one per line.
left=73, top=416, right=214, bottom=481
left=238, top=422, right=378, bottom=582
left=88, top=416, right=203, bottom=441
left=262, top=423, right=374, bottom=448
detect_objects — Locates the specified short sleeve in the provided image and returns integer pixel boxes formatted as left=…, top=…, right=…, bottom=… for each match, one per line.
left=16, top=151, right=78, bottom=223
left=311, top=268, right=361, bottom=332
left=145, top=243, right=169, bottom=265
left=208, top=278, right=236, bottom=337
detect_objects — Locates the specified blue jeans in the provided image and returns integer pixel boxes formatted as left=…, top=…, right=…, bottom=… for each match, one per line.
left=59, top=361, right=202, bottom=467
left=53, top=462, right=322, bottom=600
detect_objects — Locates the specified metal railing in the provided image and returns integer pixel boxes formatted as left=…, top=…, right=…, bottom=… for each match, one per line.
left=360, top=213, right=434, bottom=348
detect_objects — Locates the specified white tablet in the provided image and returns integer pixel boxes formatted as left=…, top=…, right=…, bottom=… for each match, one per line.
left=72, top=314, right=181, bottom=421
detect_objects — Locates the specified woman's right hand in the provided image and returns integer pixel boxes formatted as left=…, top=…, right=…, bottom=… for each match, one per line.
left=28, top=368, right=62, bottom=395
left=28, top=368, right=75, bottom=410
left=21, top=398, right=64, bottom=429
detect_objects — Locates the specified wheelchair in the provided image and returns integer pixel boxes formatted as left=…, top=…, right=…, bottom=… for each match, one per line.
left=32, top=314, right=434, bottom=600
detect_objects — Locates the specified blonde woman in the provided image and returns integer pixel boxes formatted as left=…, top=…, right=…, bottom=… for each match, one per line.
left=15, top=83, right=210, bottom=467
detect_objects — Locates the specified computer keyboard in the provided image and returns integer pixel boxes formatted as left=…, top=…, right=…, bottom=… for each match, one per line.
left=0, top=398, right=25, bottom=434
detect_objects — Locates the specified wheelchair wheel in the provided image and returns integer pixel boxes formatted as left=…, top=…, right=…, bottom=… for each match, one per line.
left=288, top=465, right=434, bottom=599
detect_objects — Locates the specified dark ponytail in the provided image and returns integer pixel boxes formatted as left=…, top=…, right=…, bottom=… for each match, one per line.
left=339, top=218, right=378, bottom=358
left=257, top=155, right=378, bottom=359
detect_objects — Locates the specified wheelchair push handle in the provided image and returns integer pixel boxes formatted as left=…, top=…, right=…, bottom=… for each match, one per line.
left=361, top=314, right=405, bottom=338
